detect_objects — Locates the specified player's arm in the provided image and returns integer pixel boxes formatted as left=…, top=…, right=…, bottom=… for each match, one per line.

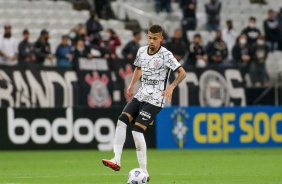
left=127, top=67, right=142, bottom=98
left=162, top=66, right=186, bottom=102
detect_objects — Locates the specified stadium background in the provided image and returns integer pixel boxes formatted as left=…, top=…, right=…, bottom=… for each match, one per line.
left=0, top=0, right=282, bottom=183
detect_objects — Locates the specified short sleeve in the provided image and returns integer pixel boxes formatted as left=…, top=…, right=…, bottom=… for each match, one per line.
left=164, top=50, right=181, bottom=71
left=133, top=48, right=141, bottom=67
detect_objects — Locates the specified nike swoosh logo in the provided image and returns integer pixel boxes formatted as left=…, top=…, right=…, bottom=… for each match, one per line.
left=142, top=117, right=148, bottom=121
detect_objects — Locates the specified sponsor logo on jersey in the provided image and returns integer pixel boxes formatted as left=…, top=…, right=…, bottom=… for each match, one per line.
left=171, top=108, right=189, bottom=148
left=143, top=78, right=159, bottom=85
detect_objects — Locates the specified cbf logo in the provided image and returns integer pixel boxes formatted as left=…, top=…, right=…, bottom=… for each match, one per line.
left=171, top=108, right=189, bottom=148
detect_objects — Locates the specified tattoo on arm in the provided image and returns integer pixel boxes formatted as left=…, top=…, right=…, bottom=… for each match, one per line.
left=171, top=73, right=186, bottom=87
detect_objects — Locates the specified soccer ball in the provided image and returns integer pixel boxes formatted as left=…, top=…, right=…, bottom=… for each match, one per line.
left=127, top=168, right=147, bottom=184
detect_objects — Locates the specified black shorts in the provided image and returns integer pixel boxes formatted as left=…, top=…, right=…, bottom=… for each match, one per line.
left=122, top=98, right=162, bottom=127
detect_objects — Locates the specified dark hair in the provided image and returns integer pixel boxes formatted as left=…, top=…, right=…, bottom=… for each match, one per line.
left=226, top=19, right=232, bottom=24
left=22, top=29, right=29, bottom=34
left=194, top=33, right=201, bottom=38
left=249, top=16, right=256, bottom=21
left=268, top=9, right=274, bottom=13
left=90, top=10, right=96, bottom=16
left=76, top=39, right=85, bottom=45
left=133, top=30, right=141, bottom=37
left=4, top=24, right=11, bottom=29
left=62, top=35, right=69, bottom=39
left=148, top=24, right=163, bottom=34
left=107, top=28, right=116, bottom=35
left=40, top=29, right=48, bottom=36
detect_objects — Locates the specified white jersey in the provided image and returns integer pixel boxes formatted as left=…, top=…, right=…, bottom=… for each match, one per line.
left=0, top=36, right=18, bottom=65
left=134, top=46, right=181, bottom=107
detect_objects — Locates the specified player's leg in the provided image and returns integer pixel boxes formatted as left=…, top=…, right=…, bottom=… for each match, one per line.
left=113, top=112, right=132, bottom=164
left=102, top=98, right=140, bottom=171
left=132, top=103, right=162, bottom=181
left=132, top=123, right=148, bottom=179
left=102, top=112, right=132, bottom=171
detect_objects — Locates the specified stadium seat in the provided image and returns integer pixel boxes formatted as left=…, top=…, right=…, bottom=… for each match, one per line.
left=0, top=0, right=280, bottom=76
left=106, top=19, right=125, bottom=30
left=115, top=46, right=123, bottom=58
left=266, top=51, right=282, bottom=79
left=187, top=30, right=197, bottom=42
left=197, top=4, right=205, bottom=13
left=187, top=30, right=214, bottom=45
left=111, top=1, right=127, bottom=20
left=171, top=2, right=179, bottom=11
left=12, top=28, right=22, bottom=40
left=0, top=0, right=120, bottom=52
left=226, top=0, right=240, bottom=6
left=54, top=1, right=73, bottom=10
left=195, top=12, right=206, bottom=30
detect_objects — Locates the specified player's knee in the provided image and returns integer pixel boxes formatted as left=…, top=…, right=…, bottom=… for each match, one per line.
left=132, top=124, right=145, bottom=134
left=118, top=113, right=130, bottom=125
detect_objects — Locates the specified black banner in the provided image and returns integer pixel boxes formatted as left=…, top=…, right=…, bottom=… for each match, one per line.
left=0, top=107, right=156, bottom=150
left=77, top=58, right=139, bottom=108
left=170, top=67, right=280, bottom=106
left=170, top=67, right=246, bottom=107
left=0, top=66, right=79, bottom=108
left=0, top=58, right=279, bottom=108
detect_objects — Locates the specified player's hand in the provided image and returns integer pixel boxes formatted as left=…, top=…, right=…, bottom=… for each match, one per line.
left=162, top=85, right=174, bottom=102
left=126, top=85, right=134, bottom=98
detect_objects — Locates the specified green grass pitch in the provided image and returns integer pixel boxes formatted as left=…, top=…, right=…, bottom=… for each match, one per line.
left=0, top=148, right=282, bottom=184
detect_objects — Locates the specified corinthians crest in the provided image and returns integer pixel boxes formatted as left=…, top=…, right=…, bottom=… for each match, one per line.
left=85, top=71, right=111, bottom=108
left=199, top=70, right=229, bottom=107
left=171, top=108, right=189, bottom=148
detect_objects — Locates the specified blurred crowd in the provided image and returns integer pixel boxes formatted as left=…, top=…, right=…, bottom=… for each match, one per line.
left=156, top=0, right=282, bottom=86
left=0, top=10, right=125, bottom=69
left=0, top=0, right=282, bottom=87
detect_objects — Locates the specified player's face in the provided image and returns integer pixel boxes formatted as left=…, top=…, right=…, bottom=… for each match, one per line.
left=147, top=31, right=163, bottom=51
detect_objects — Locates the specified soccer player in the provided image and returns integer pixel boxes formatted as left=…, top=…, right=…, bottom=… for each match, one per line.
left=102, top=24, right=186, bottom=181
